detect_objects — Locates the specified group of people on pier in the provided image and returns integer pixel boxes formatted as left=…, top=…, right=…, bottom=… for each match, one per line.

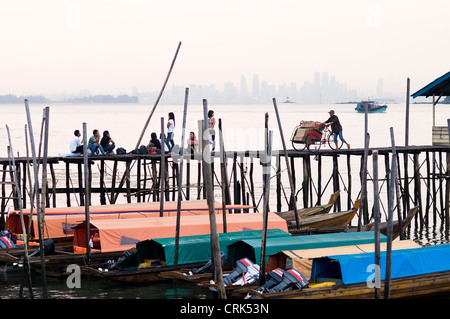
left=68, top=110, right=216, bottom=157
left=70, top=129, right=116, bottom=155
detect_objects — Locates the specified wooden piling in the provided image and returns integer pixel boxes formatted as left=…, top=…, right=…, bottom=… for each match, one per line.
left=259, top=130, right=273, bottom=286
left=6, top=125, right=33, bottom=298
left=135, top=42, right=181, bottom=149
left=174, top=87, right=189, bottom=268
left=218, top=118, right=230, bottom=232
left=273, top=98, right=299, bottom=228
left=82, top=123, right=91, bottom=266
left=24, top=99, right=47, bottom=299
left=385, top=127, right=397, bottom=299
left=372, top=150, right=381, bottom=299
left=202, top=99, right=226, bottom=299
left=160, top=117, right=166, bottom=217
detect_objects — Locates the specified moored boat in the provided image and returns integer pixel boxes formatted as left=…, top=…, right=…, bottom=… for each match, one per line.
left=275, top=191, right=340, bottom=223
left=286, top=200, right=360, bottom=233
left=246, top=244, right=450, bottom=299
left=72, top=212, right=288, bottom=254
left=355, top=100, right=387, bottom=113
left=82, top=229, right=291, bottom=283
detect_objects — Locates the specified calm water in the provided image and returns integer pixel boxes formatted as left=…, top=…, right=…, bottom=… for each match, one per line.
left=0, top=101, right=448, bottom=299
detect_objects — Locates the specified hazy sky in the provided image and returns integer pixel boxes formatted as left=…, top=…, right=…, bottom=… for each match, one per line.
left=1, top=0, right=449, bottom=97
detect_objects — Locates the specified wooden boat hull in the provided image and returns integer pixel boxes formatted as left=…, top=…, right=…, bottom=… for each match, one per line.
left=364, top=207, right=419, bottom=240
left=287, top=200, right=359, bottom=233
left=32, top=251, right=123, bottom=277
left=275, top=191, right=340, bottom=223
left=288, top=210, right=357, bottom=233
left=80, top=263, right=213, bottom=283
left=249, top=270, right=450, bottom=299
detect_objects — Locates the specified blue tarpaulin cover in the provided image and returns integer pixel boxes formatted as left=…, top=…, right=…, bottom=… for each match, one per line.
left=311, top=244, right=450, bottom=284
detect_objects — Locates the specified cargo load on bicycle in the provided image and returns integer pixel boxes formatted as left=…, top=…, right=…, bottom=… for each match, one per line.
left=291, top=120, right=344, bottom=152
left=291, top=121, right=324, bottom=144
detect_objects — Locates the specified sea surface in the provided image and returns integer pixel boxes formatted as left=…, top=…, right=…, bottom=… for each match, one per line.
left=0, top=101, right=448, bottom=299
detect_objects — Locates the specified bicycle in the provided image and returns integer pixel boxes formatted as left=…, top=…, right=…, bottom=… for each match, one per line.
left=290, top=120, right=344, bottom=153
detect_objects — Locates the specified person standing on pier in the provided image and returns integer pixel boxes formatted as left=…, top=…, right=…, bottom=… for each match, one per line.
left=166, top=112, right=175, bottom=152
left=208, top=110, right=216, bottom=150
left=70, top=129, right=84, bottom=154
left=325, top=110, right=351, bottom=150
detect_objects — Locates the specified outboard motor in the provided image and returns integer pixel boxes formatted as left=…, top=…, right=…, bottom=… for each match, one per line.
left=29, top=239, right=55, bottom=258
left=192, top=251, right=225, bottom=274
left=259, top=268, right=286, bottom=293
left=267, top=268, right=309, bottom=293
left=223, top=257, right=254, bottom=286
left=108, top=248, right=137, bottom=270
left=246, top=268, right=285, bottom=299
left=232, top=262, right=259, bottom=286
left=0, top=230, right=15, bottom=248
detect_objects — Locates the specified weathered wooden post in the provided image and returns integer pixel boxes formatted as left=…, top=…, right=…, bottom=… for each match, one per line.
left=6, top=125, right=33, bottom=298
left=372, top=150, right=381, bottom=299
left=446, top=119, right=450, bottom=227
left=218, top=118, right=230, bottom=232
left=272, top=98, right=300, bottom=228
left=259, top=129, right=273, bottom=285
left=24, top=99, right=47, bottom=299
left=135, top=42, right=181, bottom=149
left=174, top=87, right=189, bottom=268
left=358, top=132, right=370, bottom=230
left=202, top=99, right=226, bottom=299
left=405, top=78, right=410, bottom=147
left=82, top=122, right=91, bottom=266
left=160, top=117, right=166, bottom=217
left=385, top=127, right=397, bottom=299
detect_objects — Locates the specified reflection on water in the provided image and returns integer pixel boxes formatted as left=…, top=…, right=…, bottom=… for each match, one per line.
left=0, top=268, right=207, bottom=299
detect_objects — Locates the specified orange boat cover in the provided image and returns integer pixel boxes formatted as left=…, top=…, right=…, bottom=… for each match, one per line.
left=6, top=200, right=252, bottom=239
left=73, top=212, right=288, bottom=253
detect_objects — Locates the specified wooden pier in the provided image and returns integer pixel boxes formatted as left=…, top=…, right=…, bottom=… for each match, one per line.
left=1, top=144, right=449, bottom=235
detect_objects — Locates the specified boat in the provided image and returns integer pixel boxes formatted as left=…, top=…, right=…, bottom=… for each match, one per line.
left=275, top=191, right=340, bottom=223
left=362, top=206, right=419, bottom=240
left=287, top=200, right=360, bottom=233
left=355, top=100, right=387, bottom=113
left=82, top=229, right=291, bottom=283
left=226, top=230, right=385, bottom=266
left=5, top=200, right=253, bottom=241
left=287, top=206, right=419, bottom=240
left=197, top=231, right=388, bottom=296
left=72, top=212, right=288, bottom=254
left=265, top=239, right=421, bottom=281
left=245, top=244, right=450, bottom=299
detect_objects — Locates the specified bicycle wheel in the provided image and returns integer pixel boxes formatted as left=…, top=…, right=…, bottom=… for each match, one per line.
left=292, top=140, right=307, bottom=151
left=307, top=141, right=321, bottom=153
left=327, top=133, right=343, bottom=150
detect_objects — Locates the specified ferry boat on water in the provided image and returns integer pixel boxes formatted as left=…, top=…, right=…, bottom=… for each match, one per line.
left=355, top=100, right=387, bottom=113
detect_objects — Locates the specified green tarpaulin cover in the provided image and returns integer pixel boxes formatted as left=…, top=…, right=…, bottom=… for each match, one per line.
left=227, top=231, right=387, bottom=265
left=136, top=228, right=291, bottom=266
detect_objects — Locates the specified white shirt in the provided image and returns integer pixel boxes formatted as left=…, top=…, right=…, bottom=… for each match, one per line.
left=167, top=119, right=175, bottom=133
left=70, top=136, right=82, bottom=152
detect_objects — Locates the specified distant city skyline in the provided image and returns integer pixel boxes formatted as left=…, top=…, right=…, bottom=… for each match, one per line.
left=13, top=71, right=407, bottom=105
left=137, top=71, right=404, bottom=105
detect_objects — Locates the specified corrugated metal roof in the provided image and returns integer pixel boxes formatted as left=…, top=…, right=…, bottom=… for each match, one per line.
left=412, top=71, right=450, bottom=98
